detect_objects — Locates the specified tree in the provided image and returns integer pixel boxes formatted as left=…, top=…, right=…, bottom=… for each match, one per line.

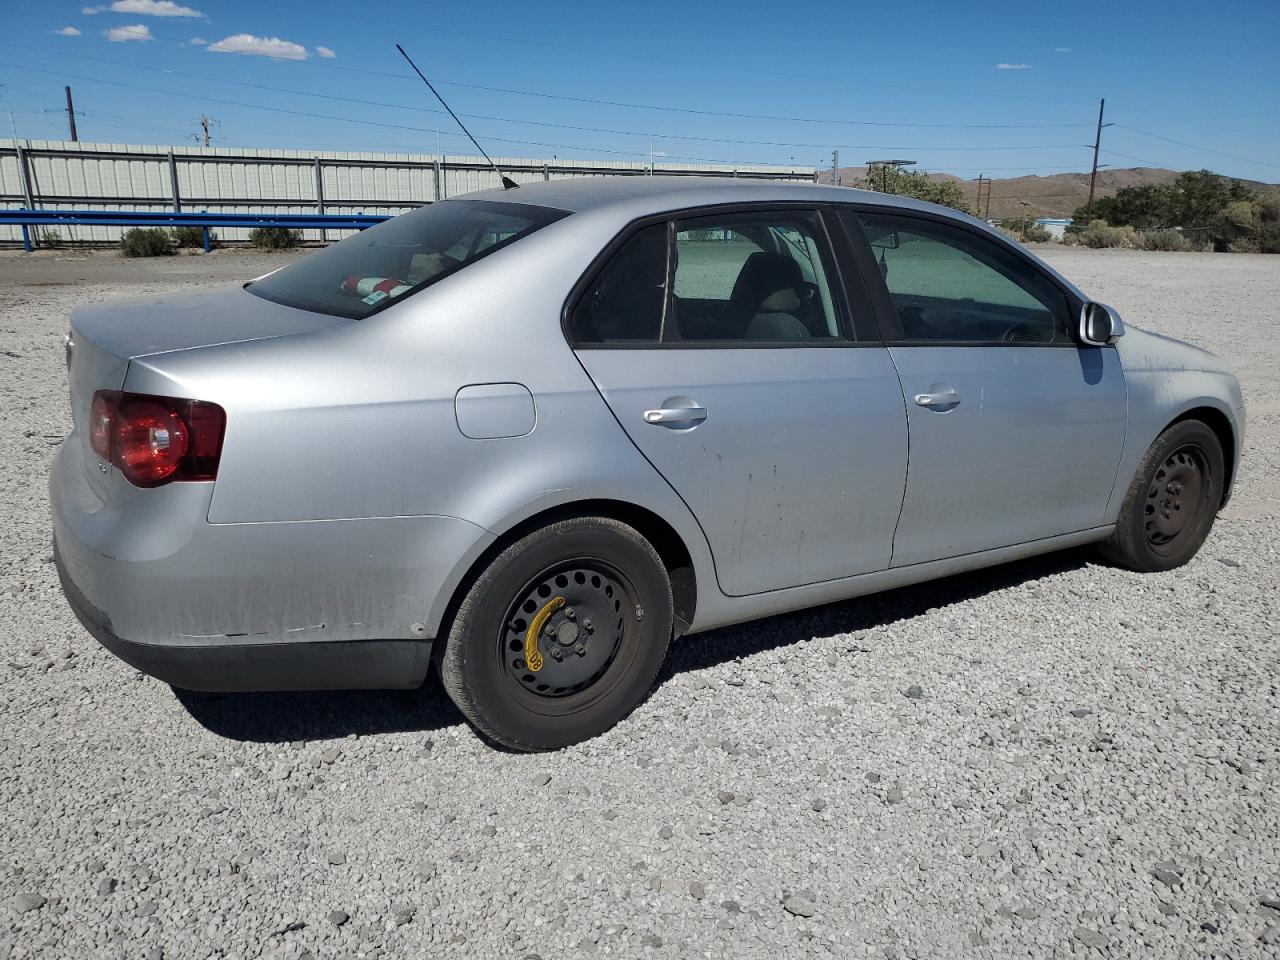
left=860, top=167, right=970, bottom=214
left=1073, top=184, right=1178, bottom=230
left=1172, top=170, right=1234, bottom=233
left=1070, top=170, right=1273, bottom=252
left=1215, top=193, right=1280, bottom=253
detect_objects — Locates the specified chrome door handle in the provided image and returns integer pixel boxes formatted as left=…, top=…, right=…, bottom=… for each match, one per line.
left=644, top=405, right=707, bottom=425
left=914, top=390, right=961, bottom=408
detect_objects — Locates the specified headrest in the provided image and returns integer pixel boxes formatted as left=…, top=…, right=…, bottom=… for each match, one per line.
left=729, top=252, right=804, bottom=314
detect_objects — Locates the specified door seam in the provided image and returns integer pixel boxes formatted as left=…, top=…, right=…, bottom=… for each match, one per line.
left=883, top=344, right=912, bottom=568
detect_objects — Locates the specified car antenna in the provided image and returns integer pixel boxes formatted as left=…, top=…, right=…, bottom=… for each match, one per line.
left=396, top=43, right=519, bottom=190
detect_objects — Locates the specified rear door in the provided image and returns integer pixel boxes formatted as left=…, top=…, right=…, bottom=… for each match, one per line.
left=568, top=206, right=908, bottom=597
left=842, top=208, right=1127, bottom=566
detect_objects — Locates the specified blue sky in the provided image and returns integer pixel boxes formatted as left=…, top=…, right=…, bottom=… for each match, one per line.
left=1, top=0, right=1277, bottom=182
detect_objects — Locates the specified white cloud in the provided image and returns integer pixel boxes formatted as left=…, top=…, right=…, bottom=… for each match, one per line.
left=316, top=46, right=336, bottom=59
left=56, top=26, right=82, bottom=35
left=1054, top=47, right=1072, bottom=53
left=208, top=34, right=308, bottom=60
left=188, top=36, right=207, bottom=45
left=104, top=23, right=153, bottom=42
left=995, top=62, right=1032, bottom=70
left=82, top=5, right=104, bottom=13
left=107, top=0, right=204, bottom=16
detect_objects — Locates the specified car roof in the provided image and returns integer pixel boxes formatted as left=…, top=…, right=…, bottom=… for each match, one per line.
left=464, top=174, right=975, bottom=222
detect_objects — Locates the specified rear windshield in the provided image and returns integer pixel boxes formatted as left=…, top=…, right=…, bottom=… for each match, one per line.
left=247, top=199, right=568, bottom=320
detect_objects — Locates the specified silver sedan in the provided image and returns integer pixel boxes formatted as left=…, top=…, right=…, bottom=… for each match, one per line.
left=51, top=177, right=1245, bottom=749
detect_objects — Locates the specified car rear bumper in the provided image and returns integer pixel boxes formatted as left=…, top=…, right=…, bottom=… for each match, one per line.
left=55, top=544, right=433, bottom=690
left=50, top=438, right=492, bottom=691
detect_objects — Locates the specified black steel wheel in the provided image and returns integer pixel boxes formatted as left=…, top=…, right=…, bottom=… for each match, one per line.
left=1143, top=446, right=1207, bottom=551
left=500, top=562, right=635, bottom=699
left=439, top=516, right=673, bottom=751
left=1100, top=419, right=1225, bottom=572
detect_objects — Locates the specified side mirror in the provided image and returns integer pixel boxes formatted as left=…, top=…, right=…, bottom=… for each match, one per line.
left=869, top=229, right=900, bottom=251
left=1079, top=301, right=1124, bottom=346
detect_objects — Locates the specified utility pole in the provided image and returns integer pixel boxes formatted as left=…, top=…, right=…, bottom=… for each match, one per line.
left=64, top=86, right=78, bottom=142
left=1086, top=98, right=1109, bottom=218
left=975, top=174, right=988, bottom=220
left=194, top=115, right=213, bottom=148
left=831, top=149, right=839, bottom=187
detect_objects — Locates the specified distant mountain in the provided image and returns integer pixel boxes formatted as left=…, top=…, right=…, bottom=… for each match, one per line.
left=828, top=166, right=1277, bottom=220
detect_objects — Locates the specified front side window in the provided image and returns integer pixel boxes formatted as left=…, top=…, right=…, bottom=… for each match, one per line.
left=248, top=200, right=567, bottom=320
left=854, top=211, right=1071, bottom=344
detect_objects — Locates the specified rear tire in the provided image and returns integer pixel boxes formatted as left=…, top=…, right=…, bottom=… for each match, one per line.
left=439, top=517, right=673, bottom=751
left=1099, top=419, right=1224, bottom=572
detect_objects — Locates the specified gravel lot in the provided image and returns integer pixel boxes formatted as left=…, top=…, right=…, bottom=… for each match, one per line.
left=1, top=246, right=1277, bottom=959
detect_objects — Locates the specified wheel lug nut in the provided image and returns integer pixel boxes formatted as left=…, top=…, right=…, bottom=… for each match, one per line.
left=552, top=648, right=563, bottom=661
left=564, top=608, right=576, bottom=621
left=583, top=619, right=593, bottom=633
left=574, top=644, right=586, bottom=656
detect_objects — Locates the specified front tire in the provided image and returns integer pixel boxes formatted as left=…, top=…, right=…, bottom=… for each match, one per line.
left=1099, top=419, right=1225, bottom=572
left=439, top=517, right=674, bottom=751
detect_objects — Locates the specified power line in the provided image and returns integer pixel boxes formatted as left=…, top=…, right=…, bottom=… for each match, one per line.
left=429, top=77, right=1090, bottom=130
left=10, top=33, right=1272, bottom=178
left=1113, top=123, right=1280, bottom=171
left=0, top=63, right=817, bottom=168
left=184, top=0, right=1098, bottom=110
left=0, top=58, right=1090, bottom=156
left=0, top=42, right=1091, bottom=134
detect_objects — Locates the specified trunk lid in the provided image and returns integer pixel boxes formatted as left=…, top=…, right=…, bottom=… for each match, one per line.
left=67, top=283, right=347, bottom=498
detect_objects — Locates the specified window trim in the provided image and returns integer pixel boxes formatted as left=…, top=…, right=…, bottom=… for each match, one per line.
left=562, top=201, right=879, bottom=350
left=837, top=203, right=1090, bottom=349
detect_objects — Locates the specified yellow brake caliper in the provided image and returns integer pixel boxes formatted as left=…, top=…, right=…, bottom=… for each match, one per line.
left=524, top=596, right=565, bottom=673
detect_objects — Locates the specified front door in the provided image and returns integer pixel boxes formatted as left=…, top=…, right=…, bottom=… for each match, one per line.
left=845, top=209, right=1127, bottom=567
left=568, top=208, right=908, bottom=596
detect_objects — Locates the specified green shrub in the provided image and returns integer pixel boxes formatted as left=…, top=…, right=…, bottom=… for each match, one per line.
left=37, top=227, right=63, bottom=248
left=1260, top=221, right=1280, bottom=255
left=120, top=228, right=174, bottom=258
left=1140, top=229, right=1194, bottom=252
left=249, top=227, right=303, bottom=250
left=1062, top=220, right=1140, bottom=250
left=997, top=219, right=1052, bottom=244
left=1228, top=223, right=1280, bottom=254
left=1214, top=195, right=1280, bottom=253
left=171, top=225, right=216, bottom=249
left=1022, top=221, right=1052, bottom=243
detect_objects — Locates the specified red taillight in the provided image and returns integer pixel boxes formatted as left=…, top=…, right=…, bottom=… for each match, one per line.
left=89, top=390, right=226, bottom=487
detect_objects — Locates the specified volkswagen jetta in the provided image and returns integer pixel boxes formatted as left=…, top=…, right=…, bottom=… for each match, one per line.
left=51, top=177, right=1245, bottom=750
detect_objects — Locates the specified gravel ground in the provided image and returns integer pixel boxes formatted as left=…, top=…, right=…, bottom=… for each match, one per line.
left=1, top=246, right=1277, bottom=959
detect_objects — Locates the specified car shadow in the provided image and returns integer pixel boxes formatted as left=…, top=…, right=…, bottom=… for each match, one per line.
left=175, top=547, right=1093, bottom=744
left=659, top=546, right=1094, bottom=679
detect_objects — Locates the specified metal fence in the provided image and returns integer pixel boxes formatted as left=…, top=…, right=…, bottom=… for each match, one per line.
left=0, top=139, right=816, bottom=245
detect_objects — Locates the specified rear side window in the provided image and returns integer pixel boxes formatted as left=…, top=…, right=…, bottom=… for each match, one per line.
left=854, top=211, right=1071, bottom=344
left=671, top=212, right=844, bottom=342
left=569, top=209, right=847, bottom=345
left=248, top=200, right=568, bottom=320
left=568, top=224, right=669, bottom=344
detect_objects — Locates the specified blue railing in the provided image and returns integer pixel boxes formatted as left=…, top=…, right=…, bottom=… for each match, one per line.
left=0, top=209, right=391, bottom=252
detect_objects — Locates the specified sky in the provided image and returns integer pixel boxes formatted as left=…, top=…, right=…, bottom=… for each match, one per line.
left=0, top=0, right=1277, bottom=183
